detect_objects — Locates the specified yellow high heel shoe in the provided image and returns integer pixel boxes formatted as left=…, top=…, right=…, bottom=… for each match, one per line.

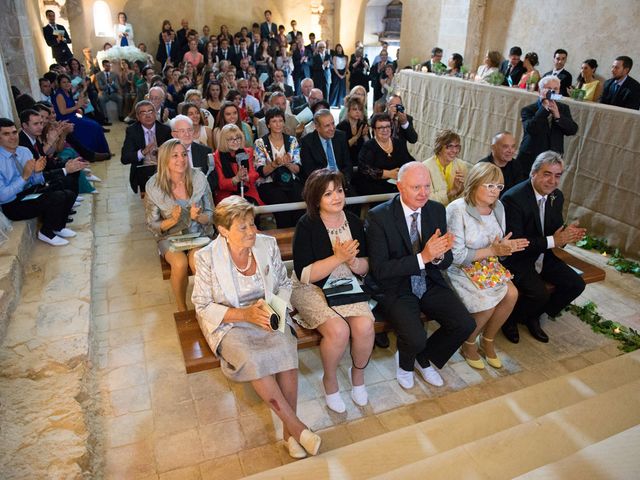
left=479, top=335, right=503, bottom=369
left=460, top=340, right=485, bottom=370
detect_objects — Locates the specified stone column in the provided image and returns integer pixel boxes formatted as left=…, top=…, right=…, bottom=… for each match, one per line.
left=436, top=0, right=486, bottom=69
left=0, top=44, right=17, bottom=120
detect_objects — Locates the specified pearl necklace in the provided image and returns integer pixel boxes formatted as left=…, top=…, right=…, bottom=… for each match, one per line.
left=376, top=138, right=393, bottom=158
left=232, top=251, right=253, bottom=273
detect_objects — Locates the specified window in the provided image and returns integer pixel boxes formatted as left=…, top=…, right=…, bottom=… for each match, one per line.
left=93, top=1, right=112, bottom=37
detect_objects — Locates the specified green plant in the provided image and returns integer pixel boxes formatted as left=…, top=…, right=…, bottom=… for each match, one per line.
left=487, top=71, right=505, bottom=86
left=576, top=235, right=640, bottom=278
left=433, top=62, right=446, bottom=75
left=459, top=65, right=469, bottom=75
left=565, top=302, right=640, bottom=352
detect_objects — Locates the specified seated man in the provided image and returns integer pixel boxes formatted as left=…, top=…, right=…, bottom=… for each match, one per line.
left=0, top=118, right=76, bottom=246
left=148, top=86, right=175, bottom=124
left=500, top=46, right=525, bottom=86
left=266, top=69, right=295, bottom=98
left=96, top=60, right=123, bottom=123
left=170, top=114, right=217, bottom=193
left=300, top=109, right=351, bottom=184
left=256, top=92, right=299, bottom=138
left=366, top=162, right=475, bottom=389
left=599, top=56, right=640, bottom=110
left=517, top=76, right=578, bottom=174
left=479, top=131, right=524, bottom=195
left=542, top=49, right=573, bottom=97
left=300, top=91, right=326, bottom=137
left=291, top=78, right=314, bottom=115
left=121, top=101, right=172, bottom=195
left=501, top=151, right=586, bottom=344
left=421, top=47, right=446, bottom=72
left=386, top=94, right=418, bottom=150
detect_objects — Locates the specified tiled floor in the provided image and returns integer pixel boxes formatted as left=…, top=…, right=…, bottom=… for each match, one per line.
left=88, top=123, right=638, bottom=479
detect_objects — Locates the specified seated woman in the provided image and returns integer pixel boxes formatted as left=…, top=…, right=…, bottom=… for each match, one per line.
left=191, top=195, right=322, bottom=458
left=573, top=59, right=602, bottom=102
left=291, top=169, right=375, bottom=412
left=53, top=74, right=110, bottom=155
left=213, top=124, right=263, bottom=205
left=181, top=102, right=213, bottom=148
left=338, top=85, right=369, bottom=122
left=475, top=51, right=501, bottom=83
left=518, top=52, right=541, bottom=91
left=446, top=163, right=528, bottom=369
left=182, top=89, right=215, bottom=128
left=423, top=129, right=470, bottom=206
left=254, top=108, right=303, bottom=228
left=352, top=113, right=413, bottom=196
left=145, top=139, right=214, bottom=311
left=336, top=97, right=370, bottom=166
left=213, top=101, right=254, bottom=149
left=447, top=53, right=464, bottom=77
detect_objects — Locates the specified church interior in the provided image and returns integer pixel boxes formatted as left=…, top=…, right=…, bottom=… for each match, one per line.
left=0, top=1, right=639, bottom=478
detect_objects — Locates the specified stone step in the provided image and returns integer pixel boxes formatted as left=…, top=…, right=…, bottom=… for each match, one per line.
left=373, top=379, right=640, bottom=479
left=245, top=350, right=640, bottom=479
left=514, top=424, right=640, bottom=480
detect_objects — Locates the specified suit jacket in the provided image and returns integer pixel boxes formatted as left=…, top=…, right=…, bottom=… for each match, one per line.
left=260, top=22, right=278, bottom=39
left=291, top=94, right=309, bottom=115
left=217, top=48, right=235, bottom=63
left=500, top=60, right=525, bottom=86
left=18, top=131, right=66, bottom=183
left=96, top=71, right=120, bottom=94
left=366, top=195, right=453, bottom=303
left=501, top=179, right=564, bottom=274
left=600, top=76, right=640, bottom=110
left=300, top=130, right=352, bottom=183
left=121, top=121, right=172, bottom=192
left=266, top=82, right=294, bottom=98
left=176, top=28, right=189, bottom=50
left=156, top=41, right=180, bottom=67
left=517, top=100, right=578, bottom=173
left=543, top=69, right=573, bottom=97
left=188, top=141, right=218, bottom=193
left=43, top=23, right=72, bottom=64
left=392, top=114, right=418, bottom=145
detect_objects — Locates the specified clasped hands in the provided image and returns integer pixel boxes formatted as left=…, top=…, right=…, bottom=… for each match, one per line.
left=233, top=166, right=249, bottom=184
left=491, top=232, right=529, bottom=256
left=420, top=228, right=455, bottom=264
left=333, top=238, right=360, bottom=264
left=553, top=222, right=586, bottom=246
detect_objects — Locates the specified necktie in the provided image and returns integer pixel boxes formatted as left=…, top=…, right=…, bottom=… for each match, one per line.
left=324, top=139, right=337, bottom=171
left=535, top=197, right=546, bottom=273
left=409, top=212, right=427, bottom=298
left=612, top=82, right=620, bottom=97
left=166, top=43, right=171, bottom=56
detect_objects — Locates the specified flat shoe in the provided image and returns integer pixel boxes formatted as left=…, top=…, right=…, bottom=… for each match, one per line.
left=415, top=361, right=444, bottom=386
left=325, top=391, right=346, bottom=413
left=286, top=436, right=307, bottom=459
left=53, top=228, right=77, bottom=238
left=299, top=429, right=321, bottom=456
left=348, top=367, right=368, bottom=406
left=37, top=231, right=68, bottom=246
left=395, top=351, right=414, bottom=389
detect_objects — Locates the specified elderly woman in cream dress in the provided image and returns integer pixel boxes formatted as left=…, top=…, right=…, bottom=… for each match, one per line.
left=191, top=195, right=322, bottom=459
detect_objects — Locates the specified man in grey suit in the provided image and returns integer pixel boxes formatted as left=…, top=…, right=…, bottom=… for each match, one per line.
left=96, top=60, right=123, bottom=123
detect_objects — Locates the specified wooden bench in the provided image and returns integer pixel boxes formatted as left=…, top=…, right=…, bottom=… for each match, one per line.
left=173, top=248, right=605, bottom=373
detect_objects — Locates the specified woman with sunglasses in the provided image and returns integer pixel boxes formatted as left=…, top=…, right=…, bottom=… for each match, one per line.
left=291, top=169, right=375, bottom=412
left=423, top=129, right=470, bottom=206
left=352, top=112, right=413, bottom=196
left=445, top=162, right=528, bottom=370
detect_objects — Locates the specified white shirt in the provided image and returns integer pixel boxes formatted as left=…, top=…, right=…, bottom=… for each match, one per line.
left=137, top=125, right=156, bottom=161
left=400, top=197, right=426, bottom=269
left=532, top=182, right=555, bottom=249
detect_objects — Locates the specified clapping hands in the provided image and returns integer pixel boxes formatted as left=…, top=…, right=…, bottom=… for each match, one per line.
left=553, top=222, right=586, bottom=246
left=334, top=239, right=360, bottom=263
left=491, top=232, right=529, bottom=256
left=421, top=228, right=454, bottom=264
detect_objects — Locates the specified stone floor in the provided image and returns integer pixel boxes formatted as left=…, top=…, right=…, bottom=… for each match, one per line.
left=3, top=120, right=638, bottom=480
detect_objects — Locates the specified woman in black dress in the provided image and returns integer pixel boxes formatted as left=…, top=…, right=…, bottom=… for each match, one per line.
left=335, top=97, right=370, bottom=167
left=353, top=113, right=413, bottom=195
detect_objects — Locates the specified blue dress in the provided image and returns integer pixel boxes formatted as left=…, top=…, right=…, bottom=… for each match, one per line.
left=53, top=89, right=110, bottom=154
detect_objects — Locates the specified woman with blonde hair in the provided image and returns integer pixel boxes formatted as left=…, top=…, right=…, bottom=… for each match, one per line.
left=475, top=50, right=501, bottom=83
left=446, top=162, right=528, bottom=369
left=192, top=196, right=322, bottom=458
left=423, top=129, right=470, bottom=206
left=145, top=139, right=214, bottom=311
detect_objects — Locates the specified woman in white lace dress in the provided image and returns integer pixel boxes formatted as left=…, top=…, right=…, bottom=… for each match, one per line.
left=446, top=163, right=528, bottom=369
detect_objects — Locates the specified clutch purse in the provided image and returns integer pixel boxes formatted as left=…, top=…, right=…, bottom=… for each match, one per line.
left=322, top=277, right=370, bottom=307
left=462, top=257, right=513, bottom=290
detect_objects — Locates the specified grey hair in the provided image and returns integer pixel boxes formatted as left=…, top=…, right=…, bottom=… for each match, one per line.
left=491, top=131, right=513, bottom=145
left=538, top=75, right=560, bottom=90
left=530, top=150, right=563, bottom=176
left=270, top=91, right=286, bottom=103
left=184, top=88, right=202, bottom=99
left=313, top=108, right=333, bottom=124
left=301, top=78, right=314, bottom=88
left=148, top=86, right=165, bottom=98
left=397, top=161, right=428, bottom=182
left=170, top=114, right=193, bottom=129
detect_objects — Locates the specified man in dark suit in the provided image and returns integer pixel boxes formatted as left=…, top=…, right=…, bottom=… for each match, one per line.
left=543, top=49, right=573, bottom=97
left=217, top=38, right=235, bottom=64
left=479, top=131, right=524, bottom=195
left=600, top=56, right=640, bottom=110
left=121, top=101, right=172, bottom=195
left=421, top=47, right=446, bottom=73
left=43, top=10, right=72, bottom=65
left=170, top=115, right=217, bottom=194
left=500, top=46, right=525, bottom=86
left=260, top=10, right=278, bottom=41
left=156, top=30, right=180, bottom=68
left=501, top=151, right=586, bottom=343
left=386, top=94, right=418, bottom=151
left=266, top=69, right=295, bottom=98
left=300, top=109, right=352, bottom=185
left=175, top=19, right=190, bottom=53
left=233, top=38, right=251, bottom=69
left=517, top=76, right=578, bottom=174
left=248, top=33, right=261, bottom=61
left=291, top=78, right=314, bottom=115
left=366, top=162, right=475, bottom=389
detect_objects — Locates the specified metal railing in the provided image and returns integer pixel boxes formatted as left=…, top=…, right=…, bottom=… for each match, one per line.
left=253, top=193, right=396, bottom=215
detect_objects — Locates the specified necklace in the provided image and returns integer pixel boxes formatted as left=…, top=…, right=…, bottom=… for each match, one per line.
left=376, top=138, right=393, bottom=158
left=232, top=251, right=253, bottom=273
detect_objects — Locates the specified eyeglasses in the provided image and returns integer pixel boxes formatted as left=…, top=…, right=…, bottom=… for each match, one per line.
left=482, top=183, right=505, bottom=191
left=227, top=136, right=244, bottom=142
left=327, top=277, right=352, bottom=288
left=173, top=128, right=193, bottom=135
left=445, top=144, right=461, bottom=150
left=138, top=110, right=155, bottom=116
left=375, top=125, right=391, bottom=130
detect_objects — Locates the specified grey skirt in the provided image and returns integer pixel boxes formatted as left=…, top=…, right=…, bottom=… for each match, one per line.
left=217, top=321, right=298, bottom=382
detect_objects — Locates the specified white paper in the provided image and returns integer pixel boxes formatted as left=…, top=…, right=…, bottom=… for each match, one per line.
left=295, top=106, right=314, bottom=125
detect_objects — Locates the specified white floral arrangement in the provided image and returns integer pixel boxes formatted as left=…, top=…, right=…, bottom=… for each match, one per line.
left=96, top=46, right=149, bottom=66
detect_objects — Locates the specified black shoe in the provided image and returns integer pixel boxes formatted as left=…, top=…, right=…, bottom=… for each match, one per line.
left=103, top=121, right=112, bottom=126
left=374, top=331, right=390, bottom=349
left=66, top=217, right=73, bottom=223
left=94, top=152, right=111, bottom=161
left=69, top=209, right=77, bottom=215
left=502, top=323, right=520, bottom=344
left=526, top=319, right=549, bottom=343
left=102, top=128, right=111, bottom=133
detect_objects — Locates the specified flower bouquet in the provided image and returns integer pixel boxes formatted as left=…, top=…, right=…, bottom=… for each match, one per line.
left=487, top=71, right=505, bottom=86
left=462, top=256, right=513, bottom=289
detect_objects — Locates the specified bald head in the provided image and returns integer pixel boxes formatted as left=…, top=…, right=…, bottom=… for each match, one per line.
left=490, top=132, right=517, bottom=166
left=397, top=162, right=432, bottom=210
left=309, top=88, right=324, bottom=107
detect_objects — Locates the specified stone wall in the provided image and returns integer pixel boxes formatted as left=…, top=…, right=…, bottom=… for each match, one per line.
left=398, top=0, right=442, bottom=67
